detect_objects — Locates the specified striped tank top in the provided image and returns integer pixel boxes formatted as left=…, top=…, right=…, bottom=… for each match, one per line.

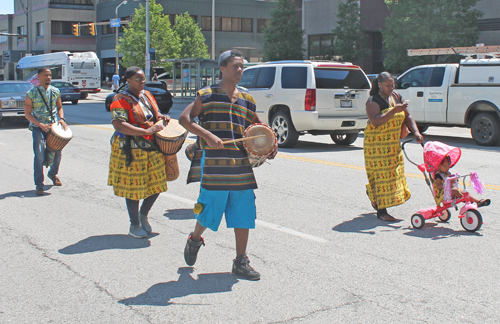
left=187, top=84, right=257, bottom=191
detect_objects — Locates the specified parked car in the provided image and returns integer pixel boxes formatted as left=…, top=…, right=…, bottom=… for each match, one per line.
left=366, top=74, right=378, bottom=86
left=0, top=81, right=34, bottom=124
left=105, top=82, right=173, bottom=113
left=239, top=60, right=371, bottom=147
left=51, top=81, right=80, bottom=105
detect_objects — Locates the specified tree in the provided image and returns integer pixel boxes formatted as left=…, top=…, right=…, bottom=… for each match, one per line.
left=383, top=0, right=482, bottom=73
left=173, top=12, right=209, bottom=59
left=117, top=0, right=180, bottom=69
left=263, top=0, right=305, bottom=61
left=332, top=0, right=370, bottom=63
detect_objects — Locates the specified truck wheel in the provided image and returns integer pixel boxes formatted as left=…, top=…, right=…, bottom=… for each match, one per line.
left=271, top=111, right=299, bottom=148
left=471, top=112, right=500, bottom=146
left=80, top=92, right=88, bottom=99
left=330, top=133, right=358, bottom=145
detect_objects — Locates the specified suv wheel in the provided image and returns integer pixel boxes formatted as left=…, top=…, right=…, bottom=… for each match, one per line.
left=330, top=133, right=358, bottom=145
left=471, top=112, right=500, bottom=146
left=271, top=111, right=299, bottom=148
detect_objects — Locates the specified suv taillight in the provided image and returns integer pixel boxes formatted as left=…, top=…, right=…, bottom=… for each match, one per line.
left=305, top=89, right=316, bottom=111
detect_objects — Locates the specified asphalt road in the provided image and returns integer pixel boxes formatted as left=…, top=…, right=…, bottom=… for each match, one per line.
left=1, top=93, right=499, bottom=323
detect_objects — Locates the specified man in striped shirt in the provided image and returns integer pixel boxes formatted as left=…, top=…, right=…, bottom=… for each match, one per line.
left=180, top=49, right=276, bottom=280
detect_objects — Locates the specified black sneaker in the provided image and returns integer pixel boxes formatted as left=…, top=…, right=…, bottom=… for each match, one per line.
left=232, top=254, right=260, bottom=281
left=184, top=233, right=205, bottom=266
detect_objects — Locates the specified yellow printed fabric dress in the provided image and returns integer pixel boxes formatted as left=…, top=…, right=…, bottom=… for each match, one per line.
left=364, top=92, right=410, bottom=209
left=108, top=90, right=167, bottom=200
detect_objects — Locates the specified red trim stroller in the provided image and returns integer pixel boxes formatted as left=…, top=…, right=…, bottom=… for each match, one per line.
left=402, top=140, right=485, bottom=232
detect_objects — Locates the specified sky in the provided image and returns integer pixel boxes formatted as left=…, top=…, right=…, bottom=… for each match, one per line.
left=1, top=2, right=15, bottom=15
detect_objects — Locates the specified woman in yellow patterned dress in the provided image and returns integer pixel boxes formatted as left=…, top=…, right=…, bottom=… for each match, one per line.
left=364, top=72, right=423, bottom=221
left=108, top=66, right=170, bottom=238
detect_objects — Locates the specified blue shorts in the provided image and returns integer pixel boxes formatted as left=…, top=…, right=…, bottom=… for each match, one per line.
left=195, top=188, right=256, bottom=232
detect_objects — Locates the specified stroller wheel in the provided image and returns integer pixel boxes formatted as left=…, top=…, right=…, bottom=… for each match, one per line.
left=438, top=209, right=452, bottom=222
left=460, top=209, right=483, bottom=232
left=411, top=214, right=425, bottom=229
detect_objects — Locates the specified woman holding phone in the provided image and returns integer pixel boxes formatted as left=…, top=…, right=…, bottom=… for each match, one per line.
left=363, top=72, right=423, bottom=221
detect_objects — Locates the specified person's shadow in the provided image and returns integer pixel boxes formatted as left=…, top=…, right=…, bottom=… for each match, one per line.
left=332, top=212, right=403, bottom=234
left=58, top=233, right=158, bottom=254
left=119, top=267, right=239, bottom=306
left=0, top=188, right=54, bottom=199
left=163, top=208, right=195, bottom=220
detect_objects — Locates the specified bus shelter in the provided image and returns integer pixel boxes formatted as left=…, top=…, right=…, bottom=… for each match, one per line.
left=164, top=58, right=219, bottom=98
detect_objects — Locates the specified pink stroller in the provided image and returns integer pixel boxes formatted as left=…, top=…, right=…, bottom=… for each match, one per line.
left=402, top=140, right=485, bottom=232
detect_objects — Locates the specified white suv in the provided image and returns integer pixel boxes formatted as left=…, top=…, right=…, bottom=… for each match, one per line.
left=239, top=61, right=371, bottom=147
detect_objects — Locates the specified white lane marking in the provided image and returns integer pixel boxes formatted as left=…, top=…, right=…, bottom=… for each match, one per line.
left=255, top=219, right=329, bottom=243
left=162, top=193, right=329, bottom=244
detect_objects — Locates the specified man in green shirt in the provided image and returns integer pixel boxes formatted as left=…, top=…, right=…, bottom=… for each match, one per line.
left=24, top=68, right=68, bottom=196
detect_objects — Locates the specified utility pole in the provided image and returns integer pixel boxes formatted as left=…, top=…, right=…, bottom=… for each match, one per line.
left=212, top=0, right=215, bottom=60
left=18, top=0, right=30, bottom=55
left=115, top=0, right=127, bottom=74
left=145, top=0, right=150, bottom=81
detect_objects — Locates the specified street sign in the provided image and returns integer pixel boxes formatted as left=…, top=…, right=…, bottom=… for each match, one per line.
left=110, top=18, right=121, bottom=28
left=3, top=51, right=10, bottom=63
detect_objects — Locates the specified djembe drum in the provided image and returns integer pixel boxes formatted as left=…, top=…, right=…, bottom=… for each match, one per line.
left=46, top=122, right=73, bottom=152
left=154, top=119, right=188, bottom=181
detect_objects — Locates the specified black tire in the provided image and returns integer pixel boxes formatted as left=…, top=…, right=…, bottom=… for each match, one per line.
left=470, top=112, right=500, bottom=146
left=411, top=214, right=425, bottom=229
left=330, top=133, right=358, bottom=145
left=271, top=111, right=299, bottom=148
left=80, top=92, right=88, bottom=99
left=72, top=100, right=78, bottom=105
left=417, top=125, right=428, bottom=134
left=438, top=209, right=451, bottom=222
left=460, top=209, right=482, bottom=232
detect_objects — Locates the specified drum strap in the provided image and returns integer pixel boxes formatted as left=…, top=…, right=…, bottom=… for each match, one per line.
left=37, top=87, right=55, bottom=123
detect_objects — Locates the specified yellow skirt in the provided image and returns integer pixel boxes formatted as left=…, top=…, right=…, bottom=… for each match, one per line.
left=363, top=109, right=410, bottom=209
left=108, top=138, right=167, bottom=200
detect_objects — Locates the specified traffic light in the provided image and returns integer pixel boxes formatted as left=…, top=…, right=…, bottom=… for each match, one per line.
left=72, top=24, right=79, bottom=36
left=89, top=23, right=96, bottom=36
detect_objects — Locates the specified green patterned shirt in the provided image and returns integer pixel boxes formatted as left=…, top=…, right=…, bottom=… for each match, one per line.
left=27, top=85, right=61, bottom=130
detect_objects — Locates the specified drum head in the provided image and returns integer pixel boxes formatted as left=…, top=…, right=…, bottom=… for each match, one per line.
left=156, top=119, right=187, bottom=139
left=244, top=124, right=276, bottom=155
left=51, top=122, right=72, bottom=139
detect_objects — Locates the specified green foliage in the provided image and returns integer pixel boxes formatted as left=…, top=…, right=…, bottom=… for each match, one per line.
left=383, top=0, right=482, bottom=73
left=173, top=12, right=210, bottom=59
left=117, top=0, right=180, bottom=69
left=332, top=0, right=370, bottom=63
left=263, top=0, right=305, bottom=61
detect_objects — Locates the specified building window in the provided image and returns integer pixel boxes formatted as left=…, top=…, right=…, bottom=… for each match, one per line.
left=49, top=0, right=94, bottom=5
left=36, top=22, right=44, bottom=37
left=257, top=19, right=269, bottom=33
left=221, top=17, right=232, bottom=31
left=0, top=30, right=7, bottom=43
left=242, top=18, right=252, bottom=32
left=308, top=34, right=333, bottom=60
left=52, top=21, right=91, bottom=35
left=201, top=16, right=222, bottom=31
left=17, top=26, right=25, bottom=41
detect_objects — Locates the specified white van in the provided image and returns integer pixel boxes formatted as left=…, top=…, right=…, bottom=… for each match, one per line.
left=239, top=61, right=371, bottom=147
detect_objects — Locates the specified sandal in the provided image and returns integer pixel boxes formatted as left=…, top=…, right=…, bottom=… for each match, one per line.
left=477, top=199, right=491, bottom=208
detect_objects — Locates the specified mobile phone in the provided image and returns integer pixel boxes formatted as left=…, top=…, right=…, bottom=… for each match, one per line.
left=404, top=100, right=410, bottom=105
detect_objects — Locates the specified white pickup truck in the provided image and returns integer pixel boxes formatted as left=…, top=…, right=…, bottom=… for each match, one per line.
left=396, top=57, right=500, bottom=146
